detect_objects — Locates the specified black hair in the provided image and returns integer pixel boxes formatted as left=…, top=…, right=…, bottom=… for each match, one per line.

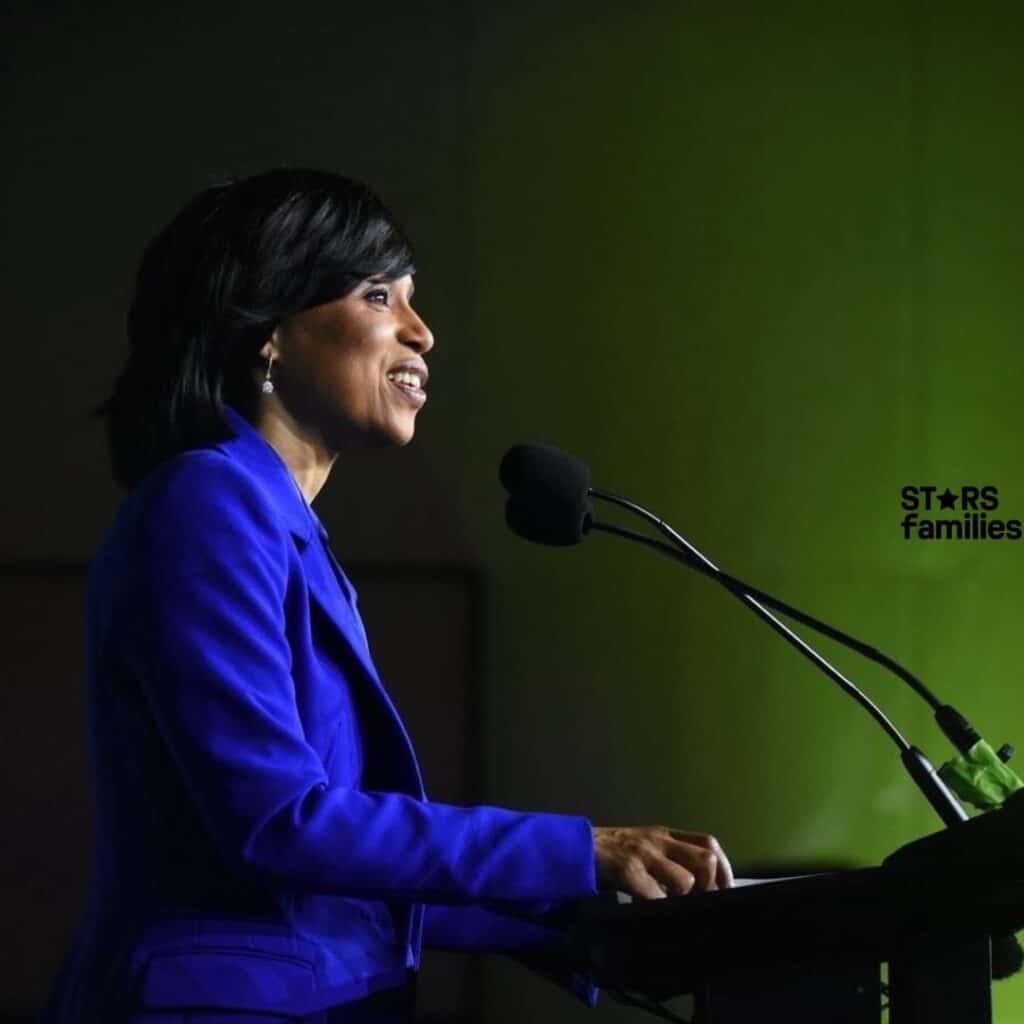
left=91, top=168, right=416, bottom=490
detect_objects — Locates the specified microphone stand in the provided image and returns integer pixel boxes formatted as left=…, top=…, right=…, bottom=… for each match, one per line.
left=588, top=488, right=1023, bottom=813
left=586, top=511, right=967, bottom=827
left=588, top=485, right=995, bottom=820
left=584, top=492, right=1024, bottom=980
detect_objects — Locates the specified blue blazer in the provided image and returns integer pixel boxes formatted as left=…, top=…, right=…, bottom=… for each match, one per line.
left=43, top=403, right=598, bottom=1021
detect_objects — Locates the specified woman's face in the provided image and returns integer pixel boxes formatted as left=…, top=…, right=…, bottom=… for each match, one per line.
left=267, top=273, right=434, bottom=451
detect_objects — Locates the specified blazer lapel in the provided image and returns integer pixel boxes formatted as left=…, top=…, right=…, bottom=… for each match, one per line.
left=301, top=533, right=425, bottom=797
left=213, top=403, right=424, bottom=798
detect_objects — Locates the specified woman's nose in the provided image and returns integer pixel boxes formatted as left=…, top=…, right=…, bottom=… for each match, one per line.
left=401, top=309, right=434, bottom=354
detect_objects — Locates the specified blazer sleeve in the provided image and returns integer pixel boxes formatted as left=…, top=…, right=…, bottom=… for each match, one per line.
left=119, top=453, right=597, bottom=906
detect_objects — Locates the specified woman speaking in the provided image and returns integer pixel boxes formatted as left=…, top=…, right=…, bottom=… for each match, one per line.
left=42, top=169, right=733, bottom=1023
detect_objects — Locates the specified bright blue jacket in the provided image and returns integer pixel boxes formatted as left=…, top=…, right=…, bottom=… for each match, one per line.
left=43, top=403, right=598, bottom=1021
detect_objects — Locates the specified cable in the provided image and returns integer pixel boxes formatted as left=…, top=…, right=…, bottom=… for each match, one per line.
left=589, top=487, right=942, bottom=707
left=589, top=519, right=912, bottom=753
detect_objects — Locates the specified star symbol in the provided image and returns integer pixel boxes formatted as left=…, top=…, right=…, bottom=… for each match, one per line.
left=938, top=488, right=957, bottom=510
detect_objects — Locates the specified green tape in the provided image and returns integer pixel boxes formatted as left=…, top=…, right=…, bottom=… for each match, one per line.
left=938, top=740, right=1024, bottom=812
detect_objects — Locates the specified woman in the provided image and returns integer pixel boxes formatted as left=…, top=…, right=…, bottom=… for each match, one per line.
left=42, top=169, right=733, bottom=1023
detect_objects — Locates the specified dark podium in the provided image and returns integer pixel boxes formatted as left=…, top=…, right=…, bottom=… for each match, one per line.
left=559, top=791, right=1024, bottom=1023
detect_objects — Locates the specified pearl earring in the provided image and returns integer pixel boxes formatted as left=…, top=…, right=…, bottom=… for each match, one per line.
left=261, top=353, right=275, bottom=394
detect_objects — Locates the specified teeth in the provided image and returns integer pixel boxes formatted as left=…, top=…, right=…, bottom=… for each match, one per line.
left=388, top=371, right=423, bottom=389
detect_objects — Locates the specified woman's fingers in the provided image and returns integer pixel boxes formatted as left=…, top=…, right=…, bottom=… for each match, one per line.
left=622, top=853, right=677, bottom=900
left=592, top=825, right=733, bottom=900
left=662, top=837, right=720, bottom=891
left=715, top=843, right=735, bottom=889
left=652, top=857, right=697, bottom=896
left=667, top=830, right=734, bottom=889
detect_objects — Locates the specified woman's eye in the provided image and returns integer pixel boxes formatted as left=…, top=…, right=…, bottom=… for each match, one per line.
left=365, top=288, right=389, bottom=306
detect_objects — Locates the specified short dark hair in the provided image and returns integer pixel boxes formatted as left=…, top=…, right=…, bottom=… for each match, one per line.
left=92, top=168, right=416, bottom=490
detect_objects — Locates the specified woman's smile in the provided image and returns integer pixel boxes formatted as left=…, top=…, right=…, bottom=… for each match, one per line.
left=385, top=359, right=429, bottom=408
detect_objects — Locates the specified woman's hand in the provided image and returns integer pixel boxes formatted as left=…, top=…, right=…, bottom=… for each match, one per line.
left=591, top=825, right=733, bottom=899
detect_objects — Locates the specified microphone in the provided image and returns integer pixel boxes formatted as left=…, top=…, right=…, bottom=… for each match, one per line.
left=499, top=443, right=594, bottom=546
left=498, top=442, right=975, bottom=822
left=499, top=443, right=1018, bottom=789
left=498, top=442, right=591, bottom=499
left=499, top=441, right=1024, bottom=976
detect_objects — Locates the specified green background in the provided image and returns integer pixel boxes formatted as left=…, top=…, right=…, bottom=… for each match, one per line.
left=3, top=1, right=1023, bottom=1020
left=456, top=4, right=1024, bottom=1020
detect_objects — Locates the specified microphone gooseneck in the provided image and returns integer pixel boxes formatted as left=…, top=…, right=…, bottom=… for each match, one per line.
left=500, top=441, right=1024, bottom=975
left=500, top=443, right=969, bottom=827
left=589, top=485, right=1022, bottom=815
left=590, top=487, right=990, bottom=759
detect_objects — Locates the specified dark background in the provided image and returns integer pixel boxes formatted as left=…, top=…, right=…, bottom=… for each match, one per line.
left=4, top=2, right=1024, bottom=1021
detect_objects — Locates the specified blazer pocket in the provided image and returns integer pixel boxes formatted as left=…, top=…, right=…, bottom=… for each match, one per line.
left=137, top=947, right=317, bottom=1011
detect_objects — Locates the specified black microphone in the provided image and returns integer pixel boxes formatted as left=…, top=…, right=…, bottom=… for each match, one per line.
left=499, top=441, right=1024, bottom=977
left=499, top=443, right=594, bottom=546
left=499, top=442, right=969, bottom=825
left=499, top=442, right=590, bottom=497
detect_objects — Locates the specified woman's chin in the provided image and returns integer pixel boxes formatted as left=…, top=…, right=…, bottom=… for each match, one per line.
left=364, top=422, right=417, bottom=449
left=328, top=411, right=419, bottom=450
left=390, top=413, right=419, bottom=446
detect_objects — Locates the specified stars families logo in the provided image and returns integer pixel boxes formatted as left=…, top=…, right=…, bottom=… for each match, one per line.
left=900, top=486, right=1022, bottom=541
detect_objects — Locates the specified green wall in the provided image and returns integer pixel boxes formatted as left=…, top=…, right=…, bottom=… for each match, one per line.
left=457, top=4, right=1024, bottom=1020
left=5, top=1, right=1023, bottom=1019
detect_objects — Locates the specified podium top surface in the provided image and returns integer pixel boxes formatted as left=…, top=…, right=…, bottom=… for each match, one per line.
left=562, top=797, right=1024, bottom=994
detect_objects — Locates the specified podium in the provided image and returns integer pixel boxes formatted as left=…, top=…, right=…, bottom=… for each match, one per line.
left=561, top=792, right=1024, bottom=1023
